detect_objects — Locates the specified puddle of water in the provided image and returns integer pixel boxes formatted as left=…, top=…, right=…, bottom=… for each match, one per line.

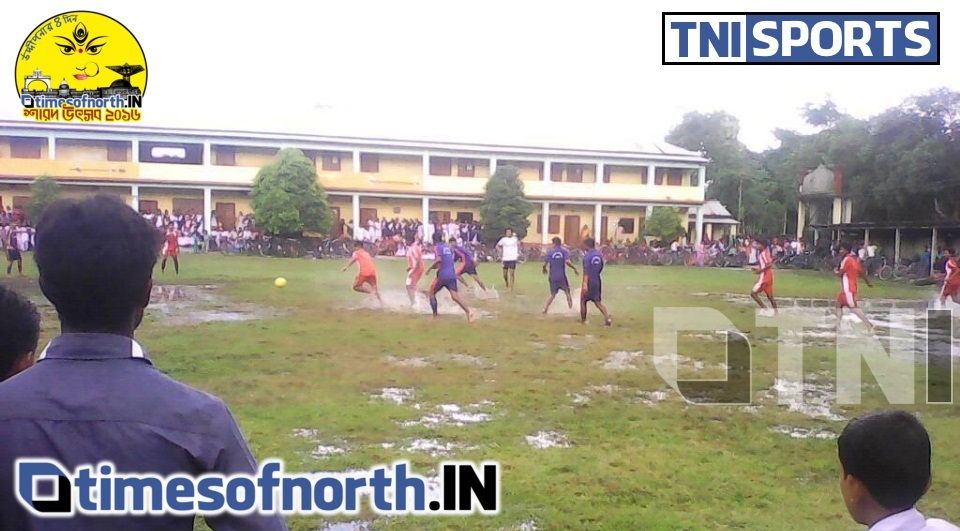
left=401, top=402, right=495, bottom=428
left=760, top=378, right=846, bottom=422
left=304, top=468, right=443, bottom=506
left=318, top=521, right=371, bottom=531
left=447, top=354, right=488, bottom=366
left=373, top=387, right=415, bottom=405
left=312, top=445, right=347, bottom=459
left=403, top=438, right=478, bottom=458
left=148, top=285, right=273, bottom=325
left=291, top=428, right=319, bottom=439
left=596, top=351, right=643, bottom=370
left=516, top=521, right=540, bottom=531
left=634, top=390, right=670, bottom=406
left=525, top=431, right=570, bottom=449
left=385, top=356, right=431, bottom=368
left=771, top=425, right=837, bottom=440
left=342, top=290, right=494, bottom=319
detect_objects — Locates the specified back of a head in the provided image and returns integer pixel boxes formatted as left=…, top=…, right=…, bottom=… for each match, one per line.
left=838, top=410, right=932, bottom=510
left=0, top=285, right=40, bottom=380
left=552, top=237, right=562, bottom=246
left=35, top=195, right=160, bottom=333
left=584, top=237, right=596, bottom=249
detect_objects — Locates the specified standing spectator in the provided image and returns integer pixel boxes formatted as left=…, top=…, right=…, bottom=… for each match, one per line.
left=0, top=194, right=288, bottom=530
left=0, top=285, right=40, bottom=382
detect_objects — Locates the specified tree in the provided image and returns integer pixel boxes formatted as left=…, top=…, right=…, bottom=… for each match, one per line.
left=643, top=207, right=686, bottom=243
left=250, top=148, right=332, bottom=237
left=26, top=175, right=61, bottom=224
left=478, top=166, right=535, bottom=243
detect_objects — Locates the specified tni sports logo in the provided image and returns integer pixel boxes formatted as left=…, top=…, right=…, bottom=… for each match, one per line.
left=663, top=12, right=939, bottom=64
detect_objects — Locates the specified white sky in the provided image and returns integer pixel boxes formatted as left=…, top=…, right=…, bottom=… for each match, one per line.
left=3, top=1, right=957, bottom=152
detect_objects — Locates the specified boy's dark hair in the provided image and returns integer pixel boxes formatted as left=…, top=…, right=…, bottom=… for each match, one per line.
left=0, top=285, right=41, bottom=378
left=432, top=231, right=443, bottom=244
left=756, top=238, right=768, bottom=248
left=552, top=237, right=562, bottom=246
left=838, top=410, right=931, bottom=510
left=448, top=237, right=457, bottom=244
left=353, top=240, right=363, bottom=248
left=840, top=242, right=853, bottom=252
left=946, top=247, right=956, bottom=255
left=583, top=237, right=596, bottom=249
left=34, top=195, right=160, bottom=332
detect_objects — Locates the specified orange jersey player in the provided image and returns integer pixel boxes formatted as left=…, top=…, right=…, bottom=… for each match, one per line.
left=939, top=248, right=960, bottom=306
left=405, top=236, right=424, bottom=306
left=342, top=240, right=384, bottom=308
left=835, top=242, right=874, bottom=332
left=160, top=223, right=179, bottom=275
left=750, top=238, right=779, bottom=316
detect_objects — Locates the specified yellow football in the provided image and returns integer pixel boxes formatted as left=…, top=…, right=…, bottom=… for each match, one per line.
left=274, top=277, right=287, bottom=288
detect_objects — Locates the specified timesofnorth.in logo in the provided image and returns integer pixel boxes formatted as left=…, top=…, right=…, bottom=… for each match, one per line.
left=662, top=12, right=939, bottom=65
left=16, top=11, right=147, bottom=123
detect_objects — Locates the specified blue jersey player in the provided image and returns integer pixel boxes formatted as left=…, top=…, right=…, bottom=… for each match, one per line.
left=580, top=237, right=612, bottom=326
left=425, top=234, right=473, bottom=321
left=452, top=238, right=488, bottom=293
left=542, top=237, right=579, bottom=314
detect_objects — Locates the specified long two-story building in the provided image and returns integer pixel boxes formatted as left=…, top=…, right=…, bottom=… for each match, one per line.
left=0, top=120, right=713, bottom=245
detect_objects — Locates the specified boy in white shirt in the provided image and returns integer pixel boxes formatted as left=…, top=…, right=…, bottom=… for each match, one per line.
left=496, top=228, right=520, bottom=292
left=838, top=410, right=959, bottom=531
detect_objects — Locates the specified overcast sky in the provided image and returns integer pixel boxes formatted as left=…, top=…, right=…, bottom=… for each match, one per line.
left=4, top=1, right=956, bottom=152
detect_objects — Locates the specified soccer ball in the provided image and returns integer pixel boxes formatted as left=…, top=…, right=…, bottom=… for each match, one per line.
left=274, top=277, right=287, bottom=288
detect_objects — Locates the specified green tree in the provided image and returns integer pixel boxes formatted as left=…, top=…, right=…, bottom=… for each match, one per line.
left=26, top=175, right=61, bottom=224
left=643, top=207, right=686, bottom=243
left=478, top=166, right=535, bottom=243
left=250, top=148, right=332, bottom=237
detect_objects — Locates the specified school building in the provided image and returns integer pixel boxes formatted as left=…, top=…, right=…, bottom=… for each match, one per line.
left=0, top=120, right=711, bottom=246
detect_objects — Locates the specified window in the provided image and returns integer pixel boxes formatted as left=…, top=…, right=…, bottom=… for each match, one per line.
left=548, top=215, right=560, bottom=233
left=430, top=210, right=451, bottom=223
left=152, top=147, right=186, bottom=159
left=618, top=218, right=635, bottom=234
left=654, top=169, right=664, bottom=185
left=430, top=157, right=452, bottom=176
left=216, top=146, right=236, bottom=166
left=641, top=167, right=649, bottom=185
left=603, top=166, right=612, bottom=183
left=139, top=200, right=158, bottom=214
left=567, top=164, right=583, bottom=182
left=456, top=212, right=473, bottom=223
left=550, top=164, right=563, bottom=182
left=667, top=170, right=682, bottom=186
left=359, top=208, right=378, bottom=224
left=322, top=152, right=341, bottom=171
left=10, top=138, right=42, bottom=159
left=690, top=171, right=700, bottom=187
left=360, top=153, right=379, bottom=173
left=107, top=141, right=128, bottom=162
left=537, top=215, right=542, bottom=233
left=457, top=160, right=475, bottom=177
left=139, top=142, right=203, bottom=164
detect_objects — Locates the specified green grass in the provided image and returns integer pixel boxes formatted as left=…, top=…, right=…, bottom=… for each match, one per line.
left=3, top=254, right=957, bottom=531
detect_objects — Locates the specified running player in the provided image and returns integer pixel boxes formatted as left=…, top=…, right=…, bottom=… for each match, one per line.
left=4, top=222, right=23, bottom=277
left=835, top=242, right=874, bottom=332
left=750, top=238, right=779, bottom=316
left=453, top=239, right=488, bottom=293
left=581, top=237, right=612, bottom=326
left=497, top=228, right=520, bottom=292
left=160, top=223, right=179, bottom=275
left=405, top=236, right=424, bottom=306
left=341, top=240, right=384, bottom=308
left=542, top=237, right=579, bottom=314
left=939, top=247, right=960, bottom=307
left=425, top=235, right=473, bottom=321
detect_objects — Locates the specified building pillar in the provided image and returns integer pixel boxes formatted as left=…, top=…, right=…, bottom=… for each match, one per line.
left=864, top=228, right=871, bottom=248
left=489, top=158, right=497, bottom=176
left=796, top=201, right=806, bottom=239
left=647, top=164, right=657, bottom=193
left=843, top=198, right=853, bottom=223
left=894, top=228, right=901, bottom=264
left=543, top=160, right=551, bottom=182
left=352, top=194, right=361, bottom=235
left=695, top=206, right=704, bottom=244
left=697, top=166, right=706, bottom=195
left=353, top=150, right=361, bottom=173
left=595, top=162, right=604, bottom=194
left=645, top=205, right=653, bottom=219
left=594, top=203, right=603, bottom=241
left=130, top=184, right=140, bottom=212
left=203, top=187, right=212, bottom=232
left=422, top=152, right=430, bottom=187
left=48, top=136, right=56, bottom=160
left=931, top=227, right=938, bottom=276
left=202, top=141, right=211, bottom=166
left=832, top=197, right=843, bottom=225
left=541, top=202, right=550, bottom=245
left=131, top=138, right=140, bottom=162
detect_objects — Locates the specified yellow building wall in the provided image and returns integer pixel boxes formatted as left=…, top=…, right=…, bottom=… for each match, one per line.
left=357, top=197, right=423, bottom=221
left=55, top=139, right=110, bottom=161
left=603, top=205, right=647, bottom=243
left=233, top=147, right=279, bottom=168
left=607, top=165, right=646, bottom=185
left=211, top=191, right=253, bottom=218
left=0, top=136, right=49, bottom=159
left=315, top=151, right=355, bottom=179
left=138, top=188, right=203, bottom=215
left=496, top=161, right=542, bottom=182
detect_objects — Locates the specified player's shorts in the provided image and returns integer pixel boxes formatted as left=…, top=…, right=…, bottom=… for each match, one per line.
left=406, top=268, right=424, bottom=287
left=502, top=260, right=517, bottom=270
left=431, top=277, right=459, bottom=293
left=549, top=278, right=570, bottom=295
left=164, top=247, right=179, bottom=257
left=752, top=277, right=773, bottom=296
left=582, top=278, right=602, bottom=302
left=941, top=280, right=960, bottom=299
left=461, top=264, right=478, bottom=276
left=6, top=248, right=21, bottom=261
left=836, top=288, right=858, bottom=308
left=355, top=273, right=378, bottom=289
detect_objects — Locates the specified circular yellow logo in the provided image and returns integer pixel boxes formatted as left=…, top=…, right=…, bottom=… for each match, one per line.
left=15, top=11, right=147, bottom=122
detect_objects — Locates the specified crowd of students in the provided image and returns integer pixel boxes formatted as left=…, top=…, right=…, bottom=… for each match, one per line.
left=0, top=194, right=957, bottom=530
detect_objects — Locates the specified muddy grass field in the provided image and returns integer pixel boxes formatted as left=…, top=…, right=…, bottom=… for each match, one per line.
left=4, top=253, right=959, bottom=531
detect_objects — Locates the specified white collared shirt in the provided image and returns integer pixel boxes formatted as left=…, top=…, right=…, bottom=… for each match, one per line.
left=870, top=508, right=960, bottom=531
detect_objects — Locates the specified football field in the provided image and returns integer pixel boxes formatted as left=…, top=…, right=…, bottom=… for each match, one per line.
left=8, top=254, right=958, bottom=531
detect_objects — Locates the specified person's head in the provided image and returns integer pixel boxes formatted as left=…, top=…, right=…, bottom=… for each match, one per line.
left=167, top=223, right=174, bottom=230
left=839, top=242, right=853, bottom=256
left=432, top=231, right=443, bottom=245
left=35, top=194, right=160, bottom=335
left=552, top=237, right=562, bottom=247
left=353, top=240, right=364, bottom=249
left=583, top=237, right=596, bottom=250
left=946, top=247, right=956, bottom=257
left=0, top=285, right=41, bottom=381
left=448, top=237, right=458, bottom=246
left=838, top=410, right=932, bottom=526
left=505, top=228, right=513, bottom=238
